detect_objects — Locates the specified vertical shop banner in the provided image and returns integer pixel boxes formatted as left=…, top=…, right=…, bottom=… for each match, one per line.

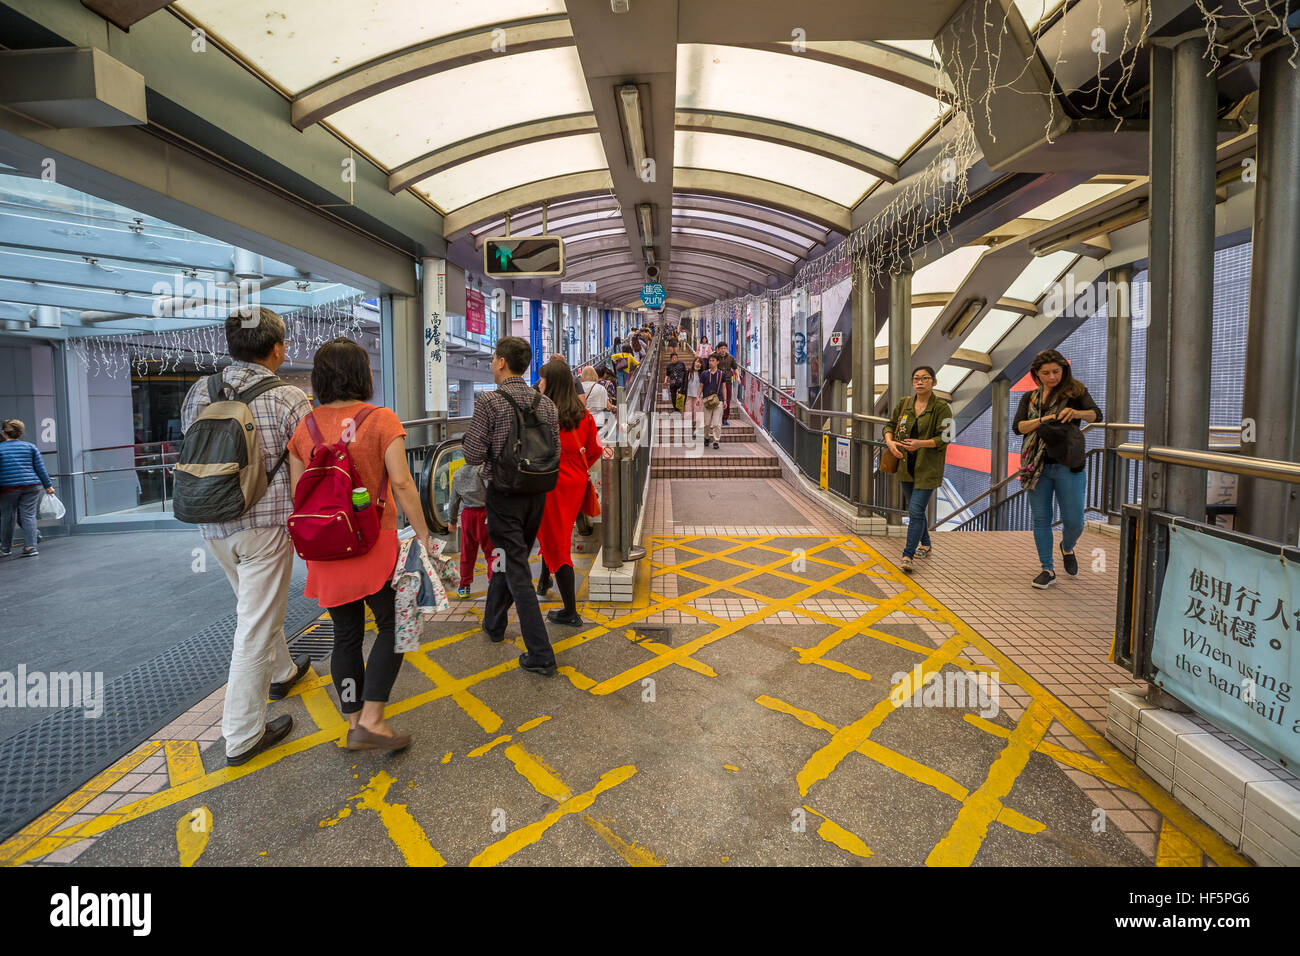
left=819, top=435, right=829, bottom=490
left=742, top=370, right=764, bottom=423
left=1151, top=524, right=1300, bottom=767
left=422, top=257, right=447, bottom=413
left=528, top=299, right=543, bottom=385
left=779, top=297, right=793, bottom=387
left=792, top=291, right=809, bottom=403
left=465, top=288, right=485, bottom=335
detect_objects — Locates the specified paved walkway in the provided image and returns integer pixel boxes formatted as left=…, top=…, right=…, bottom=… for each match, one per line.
left=0, top=403, right=1253, bottom=868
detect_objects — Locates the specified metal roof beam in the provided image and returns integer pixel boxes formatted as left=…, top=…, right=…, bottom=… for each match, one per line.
left=389, top=113, right=599, bottom=193
left=673, top=169, right=850, bottom=232
left=292, top=17, right=575, bottom=130
left=673, top=193, right=830, bottom=244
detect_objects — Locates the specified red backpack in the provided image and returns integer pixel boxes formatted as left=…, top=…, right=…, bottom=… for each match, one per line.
left=287, top=406, right=388, bottom=561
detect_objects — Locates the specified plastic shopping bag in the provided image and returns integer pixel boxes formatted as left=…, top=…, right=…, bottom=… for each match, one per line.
left=38, top=493, right=66, bottom=520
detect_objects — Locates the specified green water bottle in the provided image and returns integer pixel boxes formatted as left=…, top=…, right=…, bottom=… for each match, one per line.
left=351, top=487, right=370, bottom=512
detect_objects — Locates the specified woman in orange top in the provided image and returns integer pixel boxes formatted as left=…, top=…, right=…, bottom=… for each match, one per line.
left=534, top=359, right=608, bottom=627
left=288, top=338, right=431, bottom=752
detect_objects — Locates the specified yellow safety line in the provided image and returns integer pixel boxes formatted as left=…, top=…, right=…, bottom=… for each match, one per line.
left=803, top=805, right=873, bottom=858
left=163, top=741, right=204, bottom=788
left=404, top=650, right=504, bottom=734
left=351, top=770, right=447, bottom=866
left=1156, top=819, right=1204, bottom=867
left=0, top=740, right=164, bottom=865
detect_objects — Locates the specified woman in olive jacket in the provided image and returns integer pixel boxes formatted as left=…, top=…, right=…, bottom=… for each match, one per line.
left=883, top=366, right=952, bottom=572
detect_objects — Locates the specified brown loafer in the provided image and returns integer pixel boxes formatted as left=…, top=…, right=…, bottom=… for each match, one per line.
left=345, top=724, right=412, bottom=752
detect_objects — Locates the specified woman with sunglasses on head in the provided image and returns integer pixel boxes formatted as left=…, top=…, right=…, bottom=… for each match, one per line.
left=883, top=366, right=952, bottom=573
left=1013, top=348, right=1102, bottom=589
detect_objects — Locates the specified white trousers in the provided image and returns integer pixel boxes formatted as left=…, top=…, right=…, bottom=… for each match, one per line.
left=207, top=526, right=297, bottom=757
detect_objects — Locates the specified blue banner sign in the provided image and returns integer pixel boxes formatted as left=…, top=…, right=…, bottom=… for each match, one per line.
left=641, top=282, right=666, bottom=310
left=1152, top=523, right=1300, bottom=767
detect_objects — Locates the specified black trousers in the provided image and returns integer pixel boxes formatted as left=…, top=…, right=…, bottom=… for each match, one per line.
left=326, top=581, right=402, bottom=714
left=484, top=487, right=555, bottom=667
left=668, top=382, right=684, bottom=410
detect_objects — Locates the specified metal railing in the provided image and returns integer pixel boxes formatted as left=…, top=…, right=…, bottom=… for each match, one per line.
left=603, top=330, right=661, bottom=566
left=737, top=367, right=898, bottom=516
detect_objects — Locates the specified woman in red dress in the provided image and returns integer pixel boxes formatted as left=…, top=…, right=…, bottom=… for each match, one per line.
left=534, top=358, right=606, bottom=627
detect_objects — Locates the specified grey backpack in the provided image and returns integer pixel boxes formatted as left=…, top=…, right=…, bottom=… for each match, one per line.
left=173, top=374, right=290, bottom=523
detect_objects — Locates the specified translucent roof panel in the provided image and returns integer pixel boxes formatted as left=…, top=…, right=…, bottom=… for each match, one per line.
left=1004, top=251, right=1078, bottom=302
left=912, top=244, right=987, bottom=295
left=677, top=44, right=945, bottom=160
left=672, top=227, right=799, bottom=262
left=674, top=131, right=875, bottom=207
left=329, top=47, right=593, bottom=169
left=561, top=228, right=627, bottom=244
left=961, top=308, right=1022, bottom=353
left=1022, top=182, right=1127, bottom=222
left=934, top=365, right=970, bottom=394
left=173, top=0, right=568, bottom=95
left=1014, top=0, right=1069, bottom=31
left=411, top=133, right=609, bottom=213
left=911, top=306, right=945, bottom=344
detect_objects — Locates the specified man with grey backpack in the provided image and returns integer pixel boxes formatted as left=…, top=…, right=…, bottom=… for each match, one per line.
left=177, top=308, right=314, bottom=766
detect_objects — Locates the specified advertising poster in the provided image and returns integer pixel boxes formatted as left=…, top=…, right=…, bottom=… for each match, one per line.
left=465, top=288, right=485, bottom=335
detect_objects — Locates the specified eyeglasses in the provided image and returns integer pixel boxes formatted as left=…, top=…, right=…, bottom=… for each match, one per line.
left=912, top=375, right=933, bottom=382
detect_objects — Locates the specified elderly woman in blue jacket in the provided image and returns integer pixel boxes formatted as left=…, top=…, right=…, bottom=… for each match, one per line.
left=1, top=419, right=55, bottom=557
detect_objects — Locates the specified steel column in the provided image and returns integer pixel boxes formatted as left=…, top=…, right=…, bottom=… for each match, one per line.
left=851, top=261, right=875, bottom=506
left=1163, top=38, right=1217, bottom=521
left=990, top=376, right=1010, bottom=531
left=887, top=269, right=912, bottom=523
left=1104, top=263, right=1133, bottom=522
left=1239, top=46, right=1300, bottom=546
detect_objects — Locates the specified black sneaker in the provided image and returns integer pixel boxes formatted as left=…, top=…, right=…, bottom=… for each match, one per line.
left=1032, top=570, right=1056, bottom=589
left=1060, top=544, right=1079, bottom=576
left=268, top=653, right=312, bottom=701
left=517, top=652, right=556, bottom=677
left=712, top=441, right=720, bottom=449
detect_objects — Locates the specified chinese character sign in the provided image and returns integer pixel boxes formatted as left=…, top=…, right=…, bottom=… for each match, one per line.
left=422, top=257, right=447, bottom=413
left=1151, top=524, right=1299, bottom=767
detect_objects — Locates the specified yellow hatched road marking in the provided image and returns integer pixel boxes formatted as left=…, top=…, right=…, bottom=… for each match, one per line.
left=804, top=805, right=872, bottom=858
left=469, top=765, right=637, bottom=867
left=404, top=650, right=503, bottom=734
left=927, top=700, right=1054, bottom=867
left=353, top=771, right=446, bottom=866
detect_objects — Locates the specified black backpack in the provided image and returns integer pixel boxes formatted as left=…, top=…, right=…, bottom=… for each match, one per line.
left=494, top=389, right=560, bottom=494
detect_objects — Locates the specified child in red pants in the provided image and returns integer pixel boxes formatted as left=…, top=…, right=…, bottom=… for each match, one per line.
left=448, top=462, right=492, bottom=597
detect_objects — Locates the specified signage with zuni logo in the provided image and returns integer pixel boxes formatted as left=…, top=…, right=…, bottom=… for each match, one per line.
left=49, top=886, right=152, bottom=936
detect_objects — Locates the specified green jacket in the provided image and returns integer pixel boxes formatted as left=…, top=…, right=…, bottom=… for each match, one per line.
left=884, top=395, right=952, bottom=490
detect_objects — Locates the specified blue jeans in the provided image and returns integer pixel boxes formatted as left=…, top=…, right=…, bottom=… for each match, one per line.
left=899, top=481, right=933, bottom=559
left=1028, top=463, right=1086, bottom=570
left=617, top=370, right=628, bottom=390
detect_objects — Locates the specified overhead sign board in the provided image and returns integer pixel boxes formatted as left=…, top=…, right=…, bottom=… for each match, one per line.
left=641, top=282, right=666, bottom=310
left=483, top=235, right=565, bottom=278
left=561, top=281, right=597, bottom=294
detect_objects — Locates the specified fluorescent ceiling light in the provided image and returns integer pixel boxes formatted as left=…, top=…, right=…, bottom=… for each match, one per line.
left=619, top=85, right=648, bottom=172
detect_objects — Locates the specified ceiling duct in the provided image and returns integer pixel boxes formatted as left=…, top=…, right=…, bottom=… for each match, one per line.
left=0, top=47, right=147, bottom=128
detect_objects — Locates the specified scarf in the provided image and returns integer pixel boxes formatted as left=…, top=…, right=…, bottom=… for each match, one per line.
left=1019, top=388, right=1069, bottom=491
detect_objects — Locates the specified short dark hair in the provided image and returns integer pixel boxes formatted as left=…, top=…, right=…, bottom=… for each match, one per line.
left=225, top=307, right=285, bottom=362
left=311, top=337, right=373, bottom=403
left=495, top=336, right=531, bottom=375
left=912, top=365, right=937, bottom=381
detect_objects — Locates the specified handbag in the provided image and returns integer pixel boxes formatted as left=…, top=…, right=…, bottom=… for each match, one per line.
left=704, top=394, right=721, bottom=410
left=580, top=479, right=600, bottom=518
left=674, top=393, right=685, bottom=412
left=879, top=396, right=912, bottom=476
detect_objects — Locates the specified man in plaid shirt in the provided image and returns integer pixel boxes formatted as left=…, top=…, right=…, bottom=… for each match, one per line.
left=180, top=308, right=314, bottom=765
left=462, top=336, right=561, bottom=675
